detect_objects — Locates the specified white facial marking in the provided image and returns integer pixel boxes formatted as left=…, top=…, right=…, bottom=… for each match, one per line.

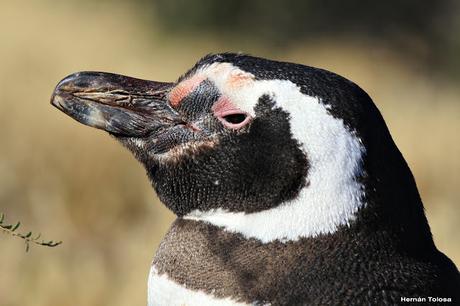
left=148, top=266, right=252, bottom=306
left=184, top=63, right=366, bottom=243
left=200, top=63, right=257, bottom=116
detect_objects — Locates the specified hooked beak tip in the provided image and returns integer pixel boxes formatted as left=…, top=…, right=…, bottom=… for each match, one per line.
left=50, top=72, right=84, bottom=109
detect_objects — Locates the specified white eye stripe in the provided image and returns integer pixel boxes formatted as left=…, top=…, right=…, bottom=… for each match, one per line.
left=186, top=63, right=366, bottom=243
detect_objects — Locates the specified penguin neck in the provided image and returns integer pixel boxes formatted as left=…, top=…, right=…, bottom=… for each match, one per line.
left=183, top=155, right=435, bottom=252
left=152, top=217, right=431, bottom=302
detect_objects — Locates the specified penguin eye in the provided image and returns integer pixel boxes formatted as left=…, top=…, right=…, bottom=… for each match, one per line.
left=222, top=113, right=247, bottom=124
left=217, top=112, right=251, bottom=129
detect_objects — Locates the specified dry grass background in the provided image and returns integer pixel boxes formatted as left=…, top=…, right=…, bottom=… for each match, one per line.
left=0, top=1, right=459, bottom=305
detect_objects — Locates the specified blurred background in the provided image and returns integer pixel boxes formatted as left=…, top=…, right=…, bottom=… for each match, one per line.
left=0, top=0, right=459, bottom=305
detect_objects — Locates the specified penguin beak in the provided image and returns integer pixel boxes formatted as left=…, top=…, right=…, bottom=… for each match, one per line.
left=51, top=72, right=179, bottom=137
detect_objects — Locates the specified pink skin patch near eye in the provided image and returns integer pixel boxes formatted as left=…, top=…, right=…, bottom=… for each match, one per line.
left=169, top=75, right=205, bottom=107
left=212, top=96, right=252, bottom=129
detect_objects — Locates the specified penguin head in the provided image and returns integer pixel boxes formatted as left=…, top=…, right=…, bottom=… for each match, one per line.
left=52, top=53, right=428, bottom=242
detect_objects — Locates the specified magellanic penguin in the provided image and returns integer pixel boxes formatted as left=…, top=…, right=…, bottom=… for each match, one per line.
left=51, top=53, right=460, bottom=305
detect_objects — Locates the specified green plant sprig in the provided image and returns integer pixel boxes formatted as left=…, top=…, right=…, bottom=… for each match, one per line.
left=0, top=213, right=62, bottom=252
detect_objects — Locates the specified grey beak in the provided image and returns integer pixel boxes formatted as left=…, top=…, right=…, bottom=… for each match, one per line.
left=51, top=71, right=179, bottom=137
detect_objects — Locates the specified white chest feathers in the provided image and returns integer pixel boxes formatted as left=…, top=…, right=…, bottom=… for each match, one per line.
left=148, top=266, right=252, bottom=306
